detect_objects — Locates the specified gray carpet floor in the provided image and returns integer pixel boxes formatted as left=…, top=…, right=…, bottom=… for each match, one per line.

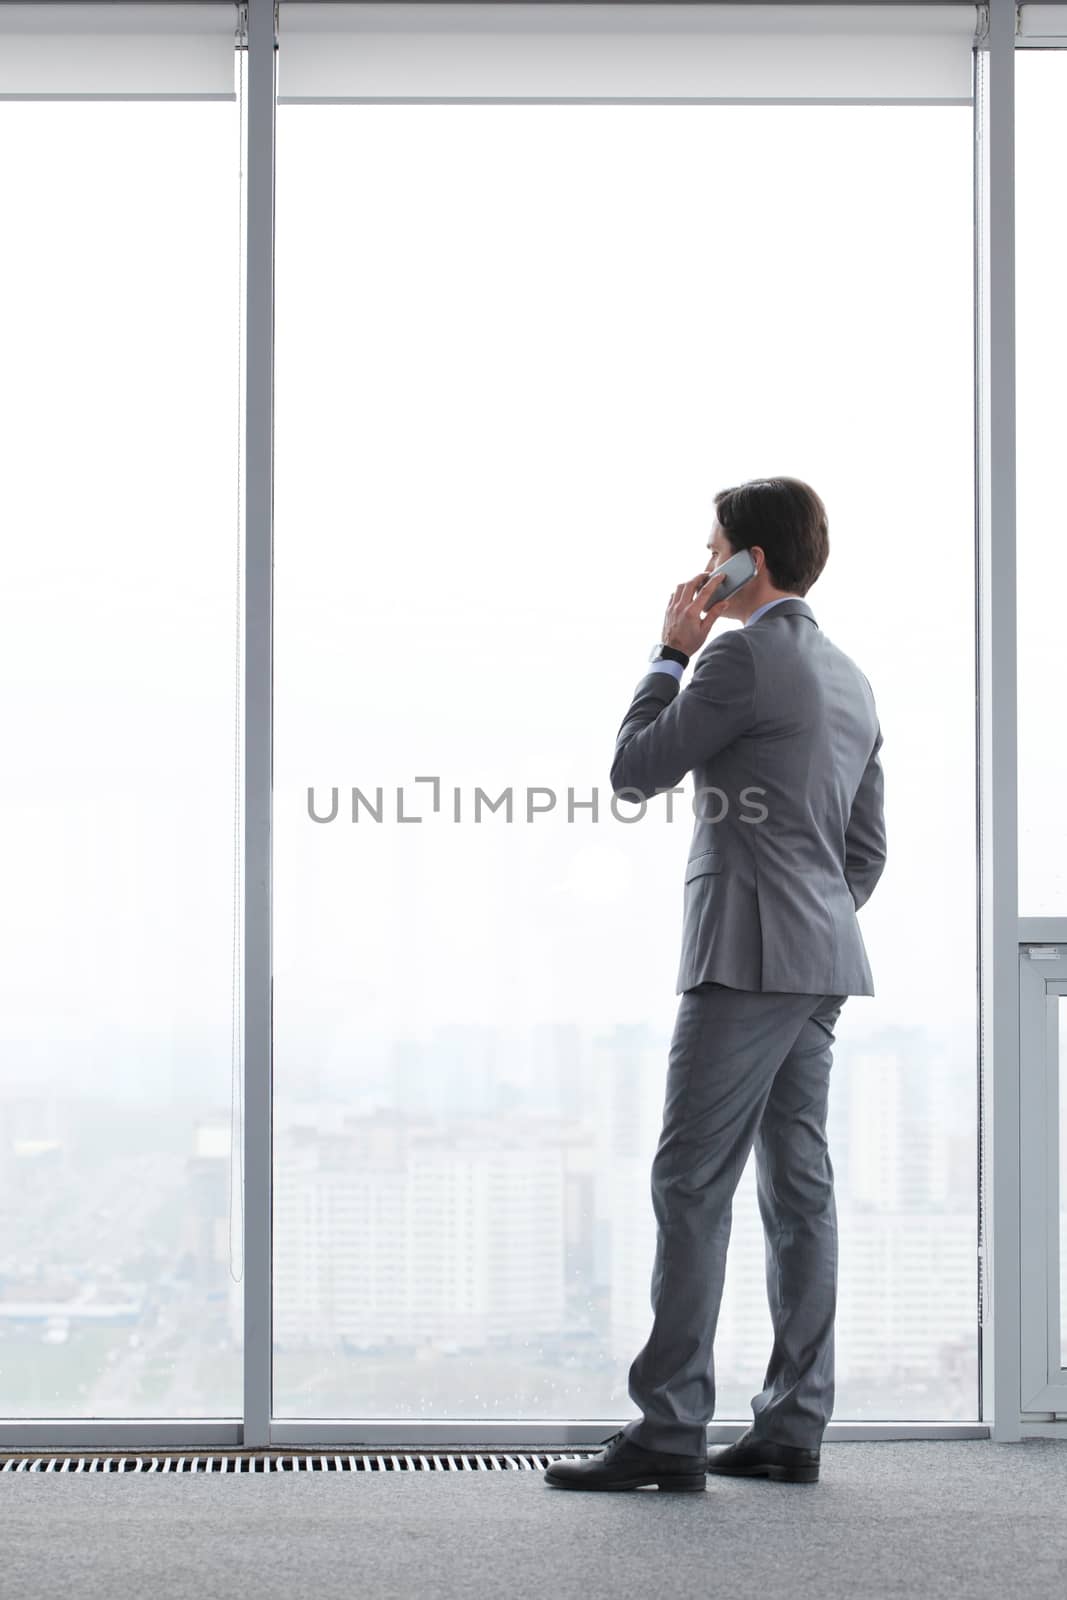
left=3, top=1440, right=1067, bottom=1599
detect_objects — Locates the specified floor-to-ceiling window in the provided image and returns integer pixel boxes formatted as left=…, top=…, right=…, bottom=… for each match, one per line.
left=0, top=3, right=243, bottom=1419
left=7, top=0, right=1037, bottom=1446
left=1016, top=45, right=1067, bottom=919
left=1015, top=39, right=1067, bottom=1371
left=272, top=3, right=978, bottom=1426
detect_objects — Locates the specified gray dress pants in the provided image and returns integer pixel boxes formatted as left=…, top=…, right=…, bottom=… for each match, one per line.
left=622, top=980, right=848, bottom=1457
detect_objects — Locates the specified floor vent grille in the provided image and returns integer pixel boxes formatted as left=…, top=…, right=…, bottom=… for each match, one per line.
left=1, top=1450, right=589, bottom=1475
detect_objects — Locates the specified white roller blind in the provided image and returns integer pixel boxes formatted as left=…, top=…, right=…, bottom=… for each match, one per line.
left=1019, top=4, right=1067, bottom=45
left=277, top=2, right=980, bottom=106
left=0, top=3, right=238, bottom=101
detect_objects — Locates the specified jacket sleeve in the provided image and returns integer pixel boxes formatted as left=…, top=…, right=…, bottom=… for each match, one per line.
left=844, top=726, right=887, bottom=910
left=609, top=628, right=757, bottom=801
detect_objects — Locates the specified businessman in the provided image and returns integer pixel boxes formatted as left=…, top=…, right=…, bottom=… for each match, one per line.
left=545, top=476, right=886, bottom=1493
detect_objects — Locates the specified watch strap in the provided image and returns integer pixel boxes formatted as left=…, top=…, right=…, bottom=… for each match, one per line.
left=651, top=642, right=690, bottom=668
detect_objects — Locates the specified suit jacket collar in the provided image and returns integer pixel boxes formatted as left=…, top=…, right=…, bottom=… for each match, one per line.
left=746, top=596, right=817, bottom=628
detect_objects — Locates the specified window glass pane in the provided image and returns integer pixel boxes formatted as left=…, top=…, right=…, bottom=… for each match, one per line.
left=275, top=102, right=976, bottom=1423
left=0, top=95, right=242, bottom=1417
left=1016, top=49, right=1067, bottom=916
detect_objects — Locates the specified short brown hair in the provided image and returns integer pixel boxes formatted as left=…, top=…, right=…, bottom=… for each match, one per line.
left=713, top=477, right=829, bottom=596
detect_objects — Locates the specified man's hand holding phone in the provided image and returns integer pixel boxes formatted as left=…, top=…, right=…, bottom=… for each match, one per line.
left=662, top=562, right=731, bottom=657
left=661, top=547, right=758, bottom=656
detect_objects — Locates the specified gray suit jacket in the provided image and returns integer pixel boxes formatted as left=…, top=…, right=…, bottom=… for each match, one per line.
left=610, top=597, right=886, bottom=996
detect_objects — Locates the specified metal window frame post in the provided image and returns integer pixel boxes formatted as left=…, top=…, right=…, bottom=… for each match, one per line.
left=243, top=0, right=276, bottom=1452
left=977, top=0, right=1022, bottom=1444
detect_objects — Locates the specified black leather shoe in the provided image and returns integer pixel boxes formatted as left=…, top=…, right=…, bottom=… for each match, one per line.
left=544, top=1430, right=707, bottom=1492
left=706, top=1428, right=821, bottom=1483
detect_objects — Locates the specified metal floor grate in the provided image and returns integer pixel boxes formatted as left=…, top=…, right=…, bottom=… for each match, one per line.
left=1, top=1450, right=591, bottom=1475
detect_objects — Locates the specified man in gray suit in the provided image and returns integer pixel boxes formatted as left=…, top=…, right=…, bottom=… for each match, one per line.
left=545, top=477, right=886, bottom=1494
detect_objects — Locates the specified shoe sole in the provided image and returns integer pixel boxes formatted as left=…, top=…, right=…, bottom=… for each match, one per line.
left=545, top=1472, right=707, bottom=1493
left=707, top=1460, right=819, bottom=1484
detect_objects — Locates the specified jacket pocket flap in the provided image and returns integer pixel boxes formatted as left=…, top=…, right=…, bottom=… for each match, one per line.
left=684, top=850, right=723, bottom=883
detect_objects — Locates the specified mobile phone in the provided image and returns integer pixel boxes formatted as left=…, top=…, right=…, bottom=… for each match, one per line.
left=699, top=547, right=758, bottom=604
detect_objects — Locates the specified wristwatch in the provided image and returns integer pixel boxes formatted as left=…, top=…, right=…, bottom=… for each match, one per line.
left=649, top=641, right=690, bottom=668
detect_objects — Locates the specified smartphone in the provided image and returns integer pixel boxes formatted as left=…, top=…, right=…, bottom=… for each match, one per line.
left=699, top=547, right=758, bottom=604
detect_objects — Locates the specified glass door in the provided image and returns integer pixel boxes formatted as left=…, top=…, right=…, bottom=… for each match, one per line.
left=1018, top=951, right=1067, bottom=1413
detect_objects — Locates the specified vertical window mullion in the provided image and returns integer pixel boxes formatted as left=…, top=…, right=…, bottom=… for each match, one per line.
left=243, top=0, right=275, bottom=1450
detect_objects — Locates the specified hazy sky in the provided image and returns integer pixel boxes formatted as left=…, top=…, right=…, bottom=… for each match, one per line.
left=2, top=56, right=1062, bottom=1097
left=271, top=97, right=976, bottom=1059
